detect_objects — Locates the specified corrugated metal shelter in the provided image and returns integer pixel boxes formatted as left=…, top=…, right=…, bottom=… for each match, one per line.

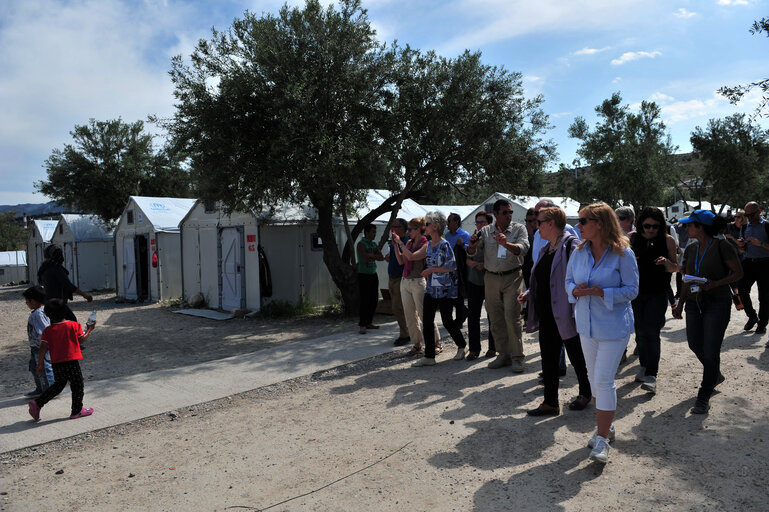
left=50, top=214, right=116, bottom=292
left=0, top=251, right=27, bottom=285
left=180, top=201, right=261, bottom=312
left=114, top=197, right=196, bottom=302
left=26, top=220, right=58, bottom=285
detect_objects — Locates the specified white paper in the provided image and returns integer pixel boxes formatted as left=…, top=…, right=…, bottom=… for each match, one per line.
left=683, top=274, right=708, bottom=284
left=497, top=244, right=507, bottom=259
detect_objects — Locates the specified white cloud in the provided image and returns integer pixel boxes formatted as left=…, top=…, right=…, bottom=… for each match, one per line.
left=574, top=47, right=610, bottom=56
left=611, top=50, right=662, bottom=65
left=717, top=0, right=749, bottom=5
left=649, top=92, right=675, bottom=103
left=673, top=8, right=696, bottom=18
left=612, top=76, right=623, bottom=83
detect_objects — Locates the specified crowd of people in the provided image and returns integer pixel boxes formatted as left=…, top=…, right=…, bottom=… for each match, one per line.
left=357, top=197, right=765, bottom=464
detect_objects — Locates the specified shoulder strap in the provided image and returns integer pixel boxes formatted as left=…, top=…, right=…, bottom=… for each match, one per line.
left=565, top=236, right=576, bottom=260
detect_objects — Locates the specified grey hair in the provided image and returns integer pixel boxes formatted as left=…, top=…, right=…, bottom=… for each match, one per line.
left=425, top=211, right=447, bottom=234
left=614, top=206, right=635, bottom=221
left=538, top=198, right=557, bottom=208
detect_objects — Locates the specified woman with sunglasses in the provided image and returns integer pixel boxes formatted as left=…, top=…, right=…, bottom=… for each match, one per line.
left=566, top=202, right=639, bottom=463
left=392, top=217, right=441, bottom=356
left=519, top=206, right=591, bottom=416
left=629, top=207, right=678, bottom=394
left=672, top=210, right=742, bottom=414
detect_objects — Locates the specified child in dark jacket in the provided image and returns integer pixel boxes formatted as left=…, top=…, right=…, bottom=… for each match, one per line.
left=28, top=299, right=95, bottom=421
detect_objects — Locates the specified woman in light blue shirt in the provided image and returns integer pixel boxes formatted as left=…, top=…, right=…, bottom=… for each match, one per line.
left=566, top=202, right=639, bottom=464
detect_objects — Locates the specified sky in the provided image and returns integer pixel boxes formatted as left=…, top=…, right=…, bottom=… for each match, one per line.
left=1, top=0, right=768, bottom=205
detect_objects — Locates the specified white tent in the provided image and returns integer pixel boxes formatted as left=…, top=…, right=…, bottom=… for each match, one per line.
left=26, top=220, right=58, bottom=285
left=180, top=201, right=261, bottom=312
left=114, top=197, right=197, bottom=302
left=0, top=251, right=26, bottom=285
left=50, top=214, right=116, bottom=292
left=465, top=193, right=582, bottom=232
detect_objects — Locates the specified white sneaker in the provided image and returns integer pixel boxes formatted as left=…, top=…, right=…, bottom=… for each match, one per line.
left=634, top=367, right=646, bottom=383
left=641, top=375, right=657, bottom=394
left=453, top=348, right=466, bottom=361
left=412, top=357, right=436, bottom=367
left=589, top=436, right=610, bottom=463
left=588, top=425, right=615, bottom=448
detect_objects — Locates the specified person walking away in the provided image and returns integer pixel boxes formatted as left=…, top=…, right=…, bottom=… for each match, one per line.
left=37, top=244, right=93, bottom=322
left=22, top=286, right=54, bottom=397
left=385, top=218, right=411, bottom=345
left=672, top=210, right=742, bottom=413
left=28, top=299, right=96, bottom=422
left=467, top=200, right=529, bottom=373
left=630, top=207, right=678, bottom=395
left=357, top=224, right=384, bottom=334
left=566, top=202, right=639, bottom=464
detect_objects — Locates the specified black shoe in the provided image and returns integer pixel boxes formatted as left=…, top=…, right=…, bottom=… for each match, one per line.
left=527, top=404, right=560, bottom=416
left=744, top=317, right=758, bottom=331
left=690, top=398, right=710, bottom=414
left=756, top=325, right=767, bottom=335
left=568, top=395, right=591, bottom=411
left=393, top=337, right=411, bottom=346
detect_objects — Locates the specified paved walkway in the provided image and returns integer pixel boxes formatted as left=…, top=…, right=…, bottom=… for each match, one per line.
left=0, top=321, right=406, bottom=453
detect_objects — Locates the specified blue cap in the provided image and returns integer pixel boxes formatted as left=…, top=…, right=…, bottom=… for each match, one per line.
left=678, top=209, right=716, bottom=226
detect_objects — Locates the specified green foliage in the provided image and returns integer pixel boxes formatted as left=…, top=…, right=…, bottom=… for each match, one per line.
left=260, top=297, right=318, bottom=318
left=719, top=17, right=769, bottom=117
left=36, top=118, right=192, bottom=224
left=690, top=113, right=769, bottom=207
left=565, top=92, right=677, bottom=209
left=0, top=212, right=25, bottom=250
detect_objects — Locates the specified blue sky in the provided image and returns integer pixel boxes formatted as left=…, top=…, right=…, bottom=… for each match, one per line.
left=1, top=0, right=767, bottom=205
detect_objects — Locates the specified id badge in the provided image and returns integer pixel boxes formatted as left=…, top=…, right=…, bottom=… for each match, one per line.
left=690, top=284, right=700, bottom=294
left=497, top=244, right=507, bottom=259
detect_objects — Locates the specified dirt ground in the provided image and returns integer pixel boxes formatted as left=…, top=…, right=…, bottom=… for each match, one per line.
left=0, top=283, right=768, bottom=511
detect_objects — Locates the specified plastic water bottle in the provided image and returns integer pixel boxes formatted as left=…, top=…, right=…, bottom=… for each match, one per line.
left=86, top=310, right=97, bottom=328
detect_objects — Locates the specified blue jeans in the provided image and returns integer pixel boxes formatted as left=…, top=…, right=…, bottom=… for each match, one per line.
left=29, top=347, right=54, bottom=392
left=632, top=291, right=669, bottom=377
left=685, top=296, right=731, bottom=400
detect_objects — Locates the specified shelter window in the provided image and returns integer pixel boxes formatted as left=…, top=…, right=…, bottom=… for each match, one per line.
left=671, top=206, right=680, bottom=213
left=127, top=210, right=134, bottom=224
left=203, top=200, right=216, bottom=214
left=485, top=203, right=495, bottom=214
left=59, top=224, right=63, bottom=234
left=311, top=233, right=323, bottom=251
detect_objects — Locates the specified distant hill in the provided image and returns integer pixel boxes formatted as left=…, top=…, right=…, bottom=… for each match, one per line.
left=0, top=201, right=74, bottom=219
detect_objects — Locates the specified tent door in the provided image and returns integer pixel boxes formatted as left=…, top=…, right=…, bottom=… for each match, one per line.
left=220, top=227, right=244, bottom=311
left=123, top=238, right=137, bottom=300
left=135, top=235, right=149, bottom=301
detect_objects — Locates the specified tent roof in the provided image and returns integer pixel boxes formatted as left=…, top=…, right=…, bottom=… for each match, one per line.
left=32, top=220, right=58, bottom=242
left=58, top=214, right=114, bottom=241
left=421, top=204, right=479, bottom=222
left=0, top=251, right=26, bottom=266
left=478, top=193, right=583, bottom=218
left=129, top=197, right=197, bottom=233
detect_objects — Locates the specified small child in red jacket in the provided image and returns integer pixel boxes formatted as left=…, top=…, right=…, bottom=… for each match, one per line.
left=28, top=299, right=95, bottom=421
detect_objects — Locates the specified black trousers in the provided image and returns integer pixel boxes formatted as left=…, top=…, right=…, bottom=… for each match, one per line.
left=423, top=294, right=466, bottom=358
left=358, top=273, right=379, bottom=327
left=539, top=317, right=591, bottom=407
left=739, top=258, right=769, bottom=327
left=35, top=359, right=84, bottom=416
left=467, top=281, right=495, bottom=354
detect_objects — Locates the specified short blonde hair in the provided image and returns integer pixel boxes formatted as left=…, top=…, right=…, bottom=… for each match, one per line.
left=408, top=217, right=426, bottom=234
left=578, top=202, right=629, bottom=255
left=538, top=206, right=566, bottom=229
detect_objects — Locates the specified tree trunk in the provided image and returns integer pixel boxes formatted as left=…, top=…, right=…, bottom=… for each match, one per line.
left=315, top=201, right=359, bottom=316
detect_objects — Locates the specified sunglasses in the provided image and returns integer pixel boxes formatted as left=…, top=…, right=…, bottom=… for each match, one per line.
left=578, top=217, right=596, bottom=225
left=526, top=218, right=537, bottom=223
left=499, top=210, right=513, bottom=216
left=537, top=219, right=549, bottom=226
left=475, top=220, right=487, bottom=225
left=407, top=227, right=419, bottom=231
left=643, top=223, right=660, bottom=230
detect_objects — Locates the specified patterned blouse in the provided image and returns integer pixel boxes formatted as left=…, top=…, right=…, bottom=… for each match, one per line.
left=425, top=239, right=458, bottom=299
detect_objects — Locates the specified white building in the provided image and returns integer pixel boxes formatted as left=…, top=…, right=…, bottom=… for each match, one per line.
left=50, top=214, right=116, bottom=292
left=0, top=251, right=27, bottom=285
left=114, top=197, right=197, bottom=302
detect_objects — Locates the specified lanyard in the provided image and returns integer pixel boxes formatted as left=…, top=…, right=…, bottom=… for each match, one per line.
left=694, top=239, right=713, bottom=277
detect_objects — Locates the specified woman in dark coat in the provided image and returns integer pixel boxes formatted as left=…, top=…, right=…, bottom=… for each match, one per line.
left=37, top=245, right=93, bottom=321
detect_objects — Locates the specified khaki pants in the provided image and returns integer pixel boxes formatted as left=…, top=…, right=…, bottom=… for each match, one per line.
left=400, top=277, right=440, bottom=347
left=484, top=271, right=524, bottom=360
left=389, top=276, right=409, bottom=338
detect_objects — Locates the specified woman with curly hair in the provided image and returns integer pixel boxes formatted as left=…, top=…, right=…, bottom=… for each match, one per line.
left=566, top=202, right=639, bottom=463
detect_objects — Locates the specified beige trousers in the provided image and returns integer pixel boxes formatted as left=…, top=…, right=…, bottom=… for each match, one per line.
left=483, top=271, right=524, bottom=360
left=400, top=277, right=440, bottom=347
left=389, top=276, right=409, bottom=338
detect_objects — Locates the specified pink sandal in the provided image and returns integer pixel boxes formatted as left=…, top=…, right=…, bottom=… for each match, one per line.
left=70, top=407, right=94, bottom=419
left=28, top=400, right=41, bottom=421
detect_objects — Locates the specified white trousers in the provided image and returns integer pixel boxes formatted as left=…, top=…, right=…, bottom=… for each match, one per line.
left=580, top=335, right=629, bottom=411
